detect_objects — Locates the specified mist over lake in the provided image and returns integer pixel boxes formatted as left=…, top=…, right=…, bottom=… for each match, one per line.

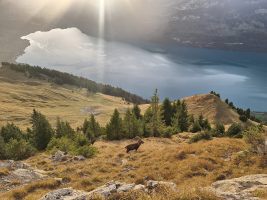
left=17, top=28, right=267, bottom=111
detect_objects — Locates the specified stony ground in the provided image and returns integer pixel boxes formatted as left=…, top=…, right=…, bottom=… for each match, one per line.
left=1, top=135, right=266, bottom=200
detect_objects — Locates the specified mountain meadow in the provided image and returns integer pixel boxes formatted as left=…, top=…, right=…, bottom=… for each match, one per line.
left=0, top=63, right=266, bottom=200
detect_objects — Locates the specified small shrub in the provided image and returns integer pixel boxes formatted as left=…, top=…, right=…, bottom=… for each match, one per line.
left=191, top=121, right=202, bottom=133
left=47, top=136, right=96, bottom=158
left=76, top=145, right=97, bottom=158
left=239, top=115, right=248, bottom=122
left=5, top=139, right=36, bottom=160
left=226, top=123, right=243, bottom=138
left=47, top=137, right=76, bottom=153
left=162, top=126, right=176, bottom=138
left=190, top=132, right=212, bottom=143
left=243, top=125, right=266, bottom=155
left=212, top=123, right=225, bottom=137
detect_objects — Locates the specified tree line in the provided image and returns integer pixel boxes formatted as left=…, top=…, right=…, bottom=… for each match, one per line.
left=1, top=62, right=149, bottom=104
left=1, top=89, right=263, bottom=161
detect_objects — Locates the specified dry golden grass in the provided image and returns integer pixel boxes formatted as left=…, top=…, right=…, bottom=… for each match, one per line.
left=0, top=168, right=10, bottom=176
left=252, top=189, right=267, bottom=200
left=0, top=67, right=132, bottom=129
left=2, top=179, right=61, bottom=200
left=2, top=136, right=265, bottom=199
left=183, top=94, right=242, bottom=126
left=140, top=94, right=245, bottom=127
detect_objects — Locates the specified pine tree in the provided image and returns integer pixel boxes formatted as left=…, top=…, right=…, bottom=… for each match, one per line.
left=82, top=115, right=101, bottom=143
left=162, top=98, right=174, bottom=126
left=106, top=109, right=123, bottom=140
left=148, top=89, right=164, bottom=137
left=31, top=109, right=54, bottom=150
left=191, top=120, right=202, bottom=133
left=132, top=104, right=142, bottom=120
left=198, top=114, right=205, bottom=129
left=123, top=108, right=143, bottom=138
left=178, top=101, right=189, bottom=132
left=55, top=118, right=75, bottom=138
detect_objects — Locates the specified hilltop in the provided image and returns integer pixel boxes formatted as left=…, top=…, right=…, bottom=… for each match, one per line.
left=183, top=94, right=243, bottom=126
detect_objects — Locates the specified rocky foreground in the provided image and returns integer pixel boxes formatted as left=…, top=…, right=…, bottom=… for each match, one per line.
left=40, top=174, right=267, bottom=200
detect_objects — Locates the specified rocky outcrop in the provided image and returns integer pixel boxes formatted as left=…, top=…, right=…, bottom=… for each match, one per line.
left=210, top=174, right=267, bottom=200
left=51, top=151, right=86, bottom=162
left=40, top=188, right=88, bottom=200
left=41, top=180, right=177, bottom=200
left=0, top=160, right=47, bottom=192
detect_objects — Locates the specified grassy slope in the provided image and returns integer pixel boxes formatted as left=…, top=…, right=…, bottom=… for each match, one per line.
left=0, top=67, right=132, bottom=129
left=140, top=94, right=244, bottom=127
left=2, top=136, right=266, bottom=199
left=183, top=94, right=242, bottom=126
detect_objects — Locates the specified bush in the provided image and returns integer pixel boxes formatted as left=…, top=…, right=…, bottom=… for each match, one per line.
left=76, top=145, right=96, bottom=158
left=239, top=115, right=248, bottom=122
left=0, top=123, right=24, bottom=142
left=213, top=123, right=225, bottom=137
left=5, top=139, right=36, bottom=160
left=243, top=125, right=266, bottom=155
left=191, top=121, right=202, bottom=133
left=47, top=137, right=76, bottom=153
left=189, top=132, right=212, bottom=143
left=47, top=136, right=96, bottom=158
left=162, top=126, right=176, bottom=138
left=226, top=123, right=243, bottom=138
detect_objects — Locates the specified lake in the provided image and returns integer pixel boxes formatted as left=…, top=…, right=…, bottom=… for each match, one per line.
left=16, top=28, right=267, bottom=111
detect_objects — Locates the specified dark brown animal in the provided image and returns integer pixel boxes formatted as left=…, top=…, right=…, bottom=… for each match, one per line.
left=125, top=139, right=144, bottom=153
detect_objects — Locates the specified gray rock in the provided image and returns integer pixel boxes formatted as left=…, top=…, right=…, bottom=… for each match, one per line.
left=74, top=155, right=86, bottom=161
left=41, top=188, right=88, bottom=200
left=41, top=180, right=179, bottom=200
left=88, top=181, right=119, bottom=197
left=117, top=183, right=136, bottom=192
left=52, top=151, right=69, bottom=162
left=147, top=180, right=177, bottom=191
left=133, top=184, right=146, bottom=191
left=11, top=168, right=47, bottom=183
left=210, top=174, right=267, bottom=200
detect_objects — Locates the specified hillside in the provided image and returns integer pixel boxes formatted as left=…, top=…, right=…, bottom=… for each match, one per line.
left=183, top=94, right=243, bottom=126
left=0, top=65, right=133, bottom=129
left=2, top=136, right=267, bottom=199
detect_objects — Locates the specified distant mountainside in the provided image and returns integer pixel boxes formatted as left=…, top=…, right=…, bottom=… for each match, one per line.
left=162, top=0, right=267, bottom=51
left=1, top=62, right=149, bottom=104
left=1, top=0, right=267, bottom=63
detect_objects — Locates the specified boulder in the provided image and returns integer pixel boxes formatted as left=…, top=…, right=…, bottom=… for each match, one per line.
left=88, top=181, right=121, bottom=197
left=146, top=180, right=177, bottom=191
left=41, top=188, right=88, bottom=200
left=40, top=180, right=178, bottom=200
left=12, top=169, right=45, bottom=181
left=52, top=151, right=69, bottom=162
left=210, top=174, right=267, bottom=200
left=74, top=155, right=86, bottom=161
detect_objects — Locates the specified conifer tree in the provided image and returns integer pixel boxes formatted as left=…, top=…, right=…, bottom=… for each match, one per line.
left=106, top=109, right=123, bottom=140
left=82, top=115, right=101, bottom=143
left=123, top=108, right=143, bottom=138
left=172, top=101, right=189, bottom=132
left=132, top=104, right=142, bottom=120
left=31, top=109, right=54, bottom=150
left=162, top=98, right=173, bottom=126
left=55, top=118, right=75, bottom=138
left=148, top=89, right=164, bottom=137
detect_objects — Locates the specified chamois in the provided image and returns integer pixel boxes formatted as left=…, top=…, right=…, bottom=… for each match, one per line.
left=125, top=139, right=144, bottom=153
